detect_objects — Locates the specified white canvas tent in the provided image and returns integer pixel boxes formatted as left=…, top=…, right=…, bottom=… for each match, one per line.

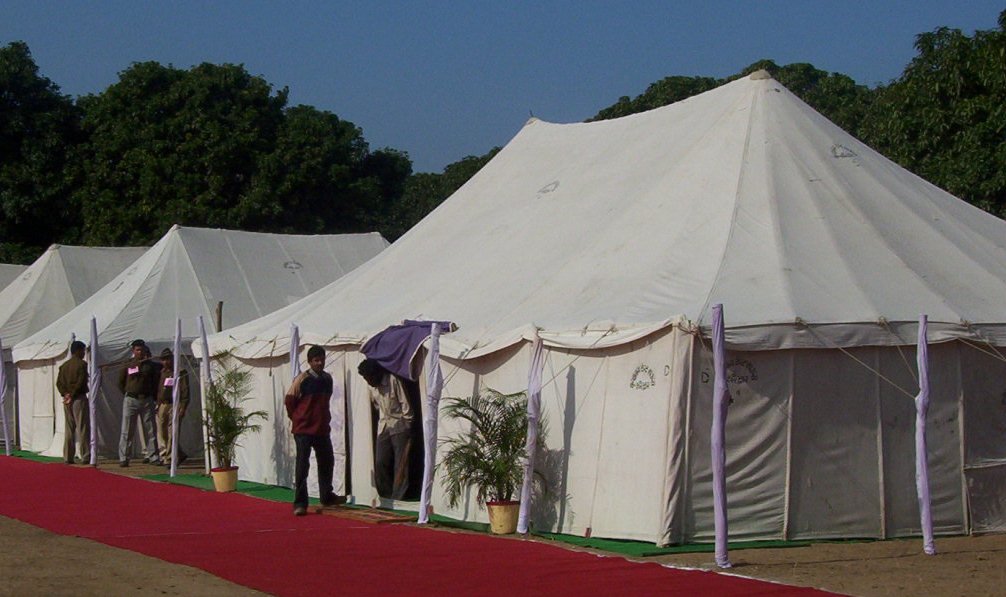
left=0, top=246, right=147, bottom=447
left=199, top=71, right=1006, bottom=544
left=13, top=226, right=388, bottom=460
left=0, top=264, right=27, bottom=291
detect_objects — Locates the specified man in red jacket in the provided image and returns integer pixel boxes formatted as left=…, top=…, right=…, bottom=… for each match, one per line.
left=284, top=345, right=339, bottom=516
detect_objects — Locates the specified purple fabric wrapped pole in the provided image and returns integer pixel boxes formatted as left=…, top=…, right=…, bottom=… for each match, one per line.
left=169, top=318, right=182, bottom=477
left=517, top=334, right=545, bottom=534
left=87, top=317, right=101, bottom=466
left=198, top=315, right=213, bottom=473
left=361, top=320, right=455, bottom=381
left=418, top=323, right=444, bottom=524
left=711, top=304, right=732, bottom=568
left=915, top=315, right=936, bottom=555
left=0, top=338, right=10, bottom=456
left=289, top=323, right=301, bottom=381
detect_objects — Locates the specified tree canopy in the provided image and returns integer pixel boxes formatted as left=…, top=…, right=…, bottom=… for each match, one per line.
left=0, top=9, right=1004, bottom=263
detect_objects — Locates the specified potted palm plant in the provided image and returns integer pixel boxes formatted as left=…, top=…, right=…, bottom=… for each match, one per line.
left=203, top=363, right=268, bottom=492
left=439, top=388, right=544, bottom=534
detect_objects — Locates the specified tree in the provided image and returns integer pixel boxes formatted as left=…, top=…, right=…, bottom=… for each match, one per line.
left=74, top=62, right=288, bottom=245
left=391, top=149, right=499, bottom=239
left=0, top=41, right=82, bottom=262
left=859, top=10, right=1006, bottom=215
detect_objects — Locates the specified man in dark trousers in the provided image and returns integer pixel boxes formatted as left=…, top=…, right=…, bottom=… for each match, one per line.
left=156, top=347, right=189, bottom=466
left=117, top=339, right=162, bottom=467
left=285, top=345, right=340, bottom=516
left=56, top=340, right=89, bottom=464
left=358, top=358, right=413, bottom=500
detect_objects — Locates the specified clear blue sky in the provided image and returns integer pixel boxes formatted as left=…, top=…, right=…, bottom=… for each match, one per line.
left=3, top=1, right=1003, bottom=173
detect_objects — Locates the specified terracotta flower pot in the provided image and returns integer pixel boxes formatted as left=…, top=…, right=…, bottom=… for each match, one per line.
left=486, top=500, right=520, bottom=534
left=211, top=466, right=238, bottom=492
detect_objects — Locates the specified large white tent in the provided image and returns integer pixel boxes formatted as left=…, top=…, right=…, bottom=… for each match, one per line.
left=0, top=246, right=147, bottom=446
left=13, top=226, right=388, bottom=459
left=199, top=71, right=1006, bottom=544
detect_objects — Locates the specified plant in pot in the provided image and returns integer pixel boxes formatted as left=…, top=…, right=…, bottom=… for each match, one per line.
left=203, top=363, right=267, bottom=492
left=439, top=388, right=546, bottom=534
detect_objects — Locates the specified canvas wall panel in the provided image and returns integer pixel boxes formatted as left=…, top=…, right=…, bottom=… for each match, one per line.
left=685, top=346, right=791, bottom=541
left=878, top=342, right=965, bottom=536
left=789, top=348, right=882, bottom=539
left=589, top=330, right=679, bottom=542
left=16, top=360, right=57, bottom=452
left=960, top=342, right=1006, bottom=466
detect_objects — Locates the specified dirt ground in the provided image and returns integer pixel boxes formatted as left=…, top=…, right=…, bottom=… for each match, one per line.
left=3, top=461, right=1004, bottom=596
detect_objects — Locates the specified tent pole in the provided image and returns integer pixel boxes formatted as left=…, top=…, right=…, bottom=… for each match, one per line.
left=418, top=323, right=445, bottom=524
left=0, top=338, right=10, bottom=456
left=711, top=304, right=732, bottom=568
left=915, top=314, right=936, bottom=555
left=517, top=333, right=545, bottom=534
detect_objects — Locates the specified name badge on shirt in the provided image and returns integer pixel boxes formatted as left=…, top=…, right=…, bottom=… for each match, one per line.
left=164, top=378, right=175, bottom=387
left=127, top=366, right=139, bottom=375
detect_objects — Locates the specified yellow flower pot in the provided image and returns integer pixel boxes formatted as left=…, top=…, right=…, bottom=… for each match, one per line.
left=486, top=501, right=520, bottom=534
left=211, top=466, right=238, bottom=492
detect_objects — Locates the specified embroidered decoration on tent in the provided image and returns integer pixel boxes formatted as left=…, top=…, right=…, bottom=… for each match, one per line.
left=537, top=180, right=560, bottom=196
left=284, top=260, right=303, bottom=270
left=630, top=364, right=655, bottom=390
left=725, top=358, right=758, bottom=384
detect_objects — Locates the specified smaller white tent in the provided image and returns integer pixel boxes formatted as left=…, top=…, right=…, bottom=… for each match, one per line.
left=13, top=226, right=388, bottom=459
left=0, top=264, right=27, bottom=291
left=0, top=246, right=147, bottom=447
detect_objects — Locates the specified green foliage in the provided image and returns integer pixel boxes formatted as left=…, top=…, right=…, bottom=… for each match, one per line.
left=0, top=41, right=83, bottom=262
left=390, top=149, right=499, bottom=239
left=203, top=363, right=267, bottom=469
left=439, top=388, right=544, bottom=508
left=858, top=10, right=1006, bottom=216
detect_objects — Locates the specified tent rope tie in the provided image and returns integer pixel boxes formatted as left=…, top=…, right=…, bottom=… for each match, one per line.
left=878, top=317, right=920, bottom=386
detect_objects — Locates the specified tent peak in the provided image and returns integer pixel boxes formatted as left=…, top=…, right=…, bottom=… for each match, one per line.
left=748, top=69, right=773, bottom=81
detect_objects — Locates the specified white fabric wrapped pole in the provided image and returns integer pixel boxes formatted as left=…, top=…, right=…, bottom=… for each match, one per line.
left=87, top=317, right=101, bottom=466
left=289, top=323, right=301, bottom=381
left=711, top=304, right=732, bottom=568
left=0, top=338, right=10, bottom=456
left=418, top=323, right=444, bottom=524
left=517, top=333, right=545, bottom=534
left=169, top=318, right=182, bottom=477
left=915, top=314, right=936, bottom=555
left=198, top=315, right=214, bottom=473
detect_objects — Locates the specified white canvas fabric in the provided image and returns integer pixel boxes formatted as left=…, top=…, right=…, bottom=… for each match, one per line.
left=0, top=246, right=145, bottom=451
left=0, top=264, right=27, bottom=291
left=196, top=72, right=1006, bottom=543
left=13, top=226, right=387, bottom=458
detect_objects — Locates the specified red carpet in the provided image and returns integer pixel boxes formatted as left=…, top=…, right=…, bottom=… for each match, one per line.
left=0, top=457, right=835, bottom=596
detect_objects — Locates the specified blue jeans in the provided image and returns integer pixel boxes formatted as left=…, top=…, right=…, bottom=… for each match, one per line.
left=293, top=434, right=335, bottom=508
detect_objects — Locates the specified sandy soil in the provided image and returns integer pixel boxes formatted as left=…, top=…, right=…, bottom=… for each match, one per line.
left=3, top=461, right=1004, bottom=596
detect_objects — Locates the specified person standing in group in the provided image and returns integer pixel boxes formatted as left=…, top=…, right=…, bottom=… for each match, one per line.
left=155, top=347, right=189, bottom=467
left=285, top=345, right=340, bottom=516
left=56, top=340, right=90, bottom=465
left=117, top=339, right=162, bottom=467
left=358, top=358, right=413, bottom=500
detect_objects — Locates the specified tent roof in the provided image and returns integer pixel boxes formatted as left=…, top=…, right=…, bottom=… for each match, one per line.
left=0, top=246, right=147, bottom=348
left=13, top=226, right=388, bottom=362
left=202, top=71, right=1006, bottom=360
left=0, top=264, right=27, bottom=291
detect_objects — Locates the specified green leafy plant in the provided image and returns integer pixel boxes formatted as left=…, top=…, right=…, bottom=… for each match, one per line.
left=203, top=364, right=267, bottom=470
left=439, top=388, right=545, bottom=508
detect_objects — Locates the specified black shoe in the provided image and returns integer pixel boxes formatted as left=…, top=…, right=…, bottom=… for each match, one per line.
left=119, top=460, right=129, bottom=467
left=142, top=456, right=151, bottom=463
left=293, top=506, right=307, bottom=516
left=65, top=459, right=74, bottom=465
left=148, top=459, right=163, bottom=466
left=320, top=495, right=346, bottom=507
